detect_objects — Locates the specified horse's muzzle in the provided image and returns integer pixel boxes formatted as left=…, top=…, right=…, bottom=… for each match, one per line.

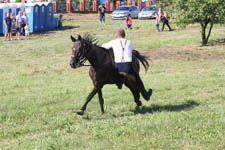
left=70, top=61, right=76, bottom=69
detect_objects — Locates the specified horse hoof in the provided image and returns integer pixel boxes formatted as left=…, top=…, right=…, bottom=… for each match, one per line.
left=137, top=101, right=142, bottom=106
left=146, top=89, right=153, bottom=101
left=77, top=110, right=84, bottom=115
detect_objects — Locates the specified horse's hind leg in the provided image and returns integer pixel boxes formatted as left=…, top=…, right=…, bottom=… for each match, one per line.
left=138, top=83, right=152, bottom=101
left=77, top=88, right=98, bottom=115
left=98, top=89, right=105, bottom=114
left=125, top=81, right=142, bottom=106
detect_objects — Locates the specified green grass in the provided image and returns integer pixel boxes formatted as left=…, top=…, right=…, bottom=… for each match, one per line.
left=0, top=14, right=225, bottom=150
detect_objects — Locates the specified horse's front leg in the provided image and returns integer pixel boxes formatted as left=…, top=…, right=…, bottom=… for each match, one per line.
left=77, top=88, right=98, bottom=115
left=98, top=89, right=104, bottom=114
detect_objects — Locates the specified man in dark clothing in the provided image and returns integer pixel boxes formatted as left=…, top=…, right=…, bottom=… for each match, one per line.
left=161, top=11, right=172, bottom=31
left=4, top=13, right=13, bottom=41
left=98, top=3, right=106, bottom=24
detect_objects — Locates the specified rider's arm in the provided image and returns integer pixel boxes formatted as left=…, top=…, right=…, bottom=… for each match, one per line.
left=127, top=40, right=133, bottom=51
left=102, top=40, right=114, bottom=49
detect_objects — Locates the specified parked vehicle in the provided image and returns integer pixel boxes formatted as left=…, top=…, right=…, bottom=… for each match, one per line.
left=138, top=6, right=157, bottom=19
left=111, top=5, right=139, bottom=20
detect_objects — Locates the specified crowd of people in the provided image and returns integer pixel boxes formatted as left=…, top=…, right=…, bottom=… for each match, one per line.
left=98, top=4, right=171, bottom=32
left=4, top=11, right=29, bottom=41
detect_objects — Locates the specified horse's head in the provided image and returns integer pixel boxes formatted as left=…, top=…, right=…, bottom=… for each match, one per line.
left=70, top=35, right=88, bottom=69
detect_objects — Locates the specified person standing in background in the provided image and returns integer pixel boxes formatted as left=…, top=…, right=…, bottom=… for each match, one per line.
left=16, top=11, right=22, bottom=40
left=126, top=14, right=132, bottom=30
left=22, top=11, right=28, bottom=36
left=24, top=24, right=30, bottom=40
left=4, top=13, right=13, bottom=41
left=161, top=11, right=172, bottom=31
left=155, top=13, right=160, bottom=32
left=11, top=15, right=17, bottom=36
left=98, top=3, right=106, bottom=25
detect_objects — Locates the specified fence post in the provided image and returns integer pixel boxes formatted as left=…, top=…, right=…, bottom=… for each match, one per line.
left=80, top=0, right=85, bottom=12
left=93, top=0, right=98, bottom=12
left=127, top=0, right=132, bottom=5
left=66, top=0, right=72, bottom=13
left=105, top=0, right=110, bottom=12
left=53, top=1, right=58, bottom=13
left=138, top=0, right=142, bottom=10
left=146, top=1, right=150, bottom=7
left=109, top=2, right=113, bottom=12
left=116, top=1, right=121, bottom=9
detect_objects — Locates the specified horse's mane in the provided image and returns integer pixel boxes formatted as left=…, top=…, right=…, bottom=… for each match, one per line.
left=82, top=33, right=98, bottom=45
left=82, top=33, right=110, bottom=51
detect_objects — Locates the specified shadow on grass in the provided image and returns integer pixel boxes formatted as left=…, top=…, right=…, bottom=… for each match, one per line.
left=208, top=38, right=225, bottom=46
left=59, top=25, right=80, bottom=31
left=31, top=25, right=80, bottom=36
left=131, top=100, right=199, bottom=114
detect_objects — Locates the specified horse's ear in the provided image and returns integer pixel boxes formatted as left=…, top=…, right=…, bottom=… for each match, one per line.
left=77, top=35, right=82, bottom=41
left=71, top=36, right=76, bottom=42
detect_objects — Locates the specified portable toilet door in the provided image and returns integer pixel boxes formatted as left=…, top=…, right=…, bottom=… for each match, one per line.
left=0, top=5, right=3, bottom=34
left=16, top=3, right=25, bottom=14
left=0, top=4, right=9, bottom=34
left=9, top=4, right=17, bottom=18
left=25, top=4, right=39, bottom=33
left=46, top=2, right=54, bottom=30
left=38, top=3, right=47, bottom=31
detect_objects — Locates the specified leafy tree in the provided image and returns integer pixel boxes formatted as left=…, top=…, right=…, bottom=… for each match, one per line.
left=154, top=0, right=170, bottom=8
left=169, top=0, right=225, bottom=46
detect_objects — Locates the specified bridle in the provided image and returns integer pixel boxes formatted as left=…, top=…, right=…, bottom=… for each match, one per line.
left=71, top=42, right=91, bottom=67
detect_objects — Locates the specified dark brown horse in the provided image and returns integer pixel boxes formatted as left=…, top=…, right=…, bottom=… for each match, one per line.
left=70, top=34, right=152, bottom=115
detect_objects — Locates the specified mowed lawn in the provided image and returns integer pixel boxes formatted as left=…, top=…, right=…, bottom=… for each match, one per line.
left=0, top=14, right=225, bottom=150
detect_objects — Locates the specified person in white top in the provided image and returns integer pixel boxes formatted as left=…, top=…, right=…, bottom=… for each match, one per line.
left=102, top=29, right=152, bottom=99
left=16, top=11, right=22, bottom=40
left=102, top=29, right=144, bottom=90
left=102, top=30, right=133, bottom=64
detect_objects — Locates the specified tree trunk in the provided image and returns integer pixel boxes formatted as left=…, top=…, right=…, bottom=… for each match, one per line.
left=201, top=22, right=208, bottom=46
left=206, top=23, right=213, bottom=44
left=200, top=20, right=213, bottom=46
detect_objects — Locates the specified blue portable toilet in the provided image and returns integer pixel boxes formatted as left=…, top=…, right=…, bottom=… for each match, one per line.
left=45, top=2, right=54, bottom=30
left=0, top=4, right=9, bottom=34
left=16, top=3, right=25, bottom=14
left=38, top=3, right=47, bottom=31
left=53, top=17, right=58, bottom=29
left=9, top=4, right=17, bottom=18
left=25, top=3, right=39, bottom=32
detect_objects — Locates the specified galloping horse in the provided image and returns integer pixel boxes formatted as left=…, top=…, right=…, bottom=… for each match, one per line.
left=70, top=34, right=152, bottom=115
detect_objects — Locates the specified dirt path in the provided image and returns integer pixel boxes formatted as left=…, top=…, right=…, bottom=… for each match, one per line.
left=62, top=13, right=112, bottom=21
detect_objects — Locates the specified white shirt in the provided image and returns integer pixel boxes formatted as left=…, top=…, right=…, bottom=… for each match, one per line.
left=16, top=14, right=22, bottom=23
left=102, top=38, right=133, bottom=63
left=22, top=15, right=28, bottom=24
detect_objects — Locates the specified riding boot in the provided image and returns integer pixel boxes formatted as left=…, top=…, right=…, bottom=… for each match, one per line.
left=138, top=83, right=152, bottom=101
left=116, top=72, right=136, bottom=89
left=116, top=74, right=125, bottom=89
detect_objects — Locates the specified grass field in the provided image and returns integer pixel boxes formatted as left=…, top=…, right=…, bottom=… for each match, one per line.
left=0, top=14, right=225, bottom=150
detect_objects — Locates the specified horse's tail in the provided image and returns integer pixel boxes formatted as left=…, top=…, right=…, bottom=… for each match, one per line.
left=132, top=50, right=149, bottom=72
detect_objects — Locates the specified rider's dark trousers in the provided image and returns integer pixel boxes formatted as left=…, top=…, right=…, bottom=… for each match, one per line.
left=115, top=62, right=143, bottom=86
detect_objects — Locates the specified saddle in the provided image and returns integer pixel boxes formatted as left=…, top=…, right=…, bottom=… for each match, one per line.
left=108, top=49, right=136, bottom=82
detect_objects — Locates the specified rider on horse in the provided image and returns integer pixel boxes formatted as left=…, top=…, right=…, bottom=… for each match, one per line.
left=102, top=29, right=152, bottom=99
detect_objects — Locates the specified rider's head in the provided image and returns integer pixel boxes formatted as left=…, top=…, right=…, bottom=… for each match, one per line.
left=116, top=29, right=126, bottom=39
